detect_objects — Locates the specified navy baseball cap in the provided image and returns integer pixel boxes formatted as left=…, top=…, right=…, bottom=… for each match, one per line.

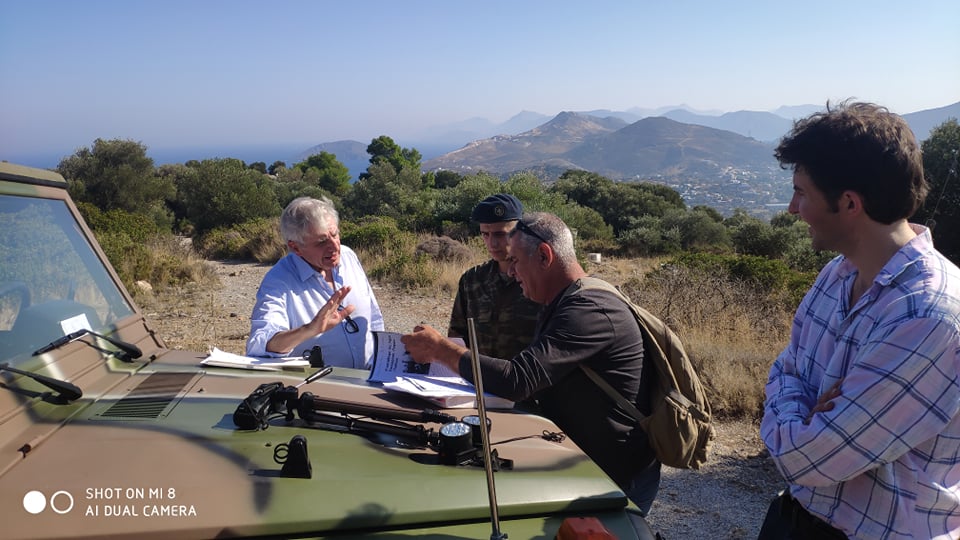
left=471, top=194, right=523, bottom=223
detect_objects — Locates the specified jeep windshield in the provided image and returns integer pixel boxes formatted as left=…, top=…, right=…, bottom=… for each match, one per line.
left=0, top=194, right=134, bottom=364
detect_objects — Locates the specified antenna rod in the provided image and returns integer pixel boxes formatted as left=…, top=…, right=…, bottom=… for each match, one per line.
left=466, top=318, right=506, bottom=540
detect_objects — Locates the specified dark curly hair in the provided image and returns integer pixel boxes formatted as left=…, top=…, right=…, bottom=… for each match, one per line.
left=774, top=101, right=927, bottom=224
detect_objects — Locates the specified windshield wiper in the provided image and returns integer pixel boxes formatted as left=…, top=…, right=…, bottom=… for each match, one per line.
left=0, top=363, right=83, bottom=402
left=33, top=328, right=142, bottom=362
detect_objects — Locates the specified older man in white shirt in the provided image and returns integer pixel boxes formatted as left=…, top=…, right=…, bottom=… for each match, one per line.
left=246, top=196, right=384, bottom=369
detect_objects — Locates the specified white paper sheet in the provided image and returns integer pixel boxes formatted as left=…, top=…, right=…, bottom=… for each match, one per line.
left=200, top=347, right=310, bottom=371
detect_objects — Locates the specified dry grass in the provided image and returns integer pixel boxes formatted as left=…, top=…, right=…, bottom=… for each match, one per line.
left=421, top=237, right=488, bottom=295
left=126, top=235, right=220, bottom=295
left=619, top=262, right=791, bottom=419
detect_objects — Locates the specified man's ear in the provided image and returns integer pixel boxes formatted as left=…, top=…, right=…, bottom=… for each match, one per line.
left=287, top=240, right=301, bottom=255
left=839, top=190, right=864, bottom=216
left=538, top=243, right=554, bottom=268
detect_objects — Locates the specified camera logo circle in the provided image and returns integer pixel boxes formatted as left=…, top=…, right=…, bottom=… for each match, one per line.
left=23, top=490, right=74, bottom=514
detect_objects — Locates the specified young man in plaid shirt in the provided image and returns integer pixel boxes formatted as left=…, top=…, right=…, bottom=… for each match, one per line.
left=759, top=102, right=960, bottom=539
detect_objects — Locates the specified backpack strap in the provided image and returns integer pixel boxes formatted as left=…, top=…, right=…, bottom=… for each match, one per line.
left=572, top=277, right=715, bottom=469
left=573, top=277, right=690, bottom=419
left=566, top=277, right=651, bottom=423
left=580, top=364, right=648, bottom=423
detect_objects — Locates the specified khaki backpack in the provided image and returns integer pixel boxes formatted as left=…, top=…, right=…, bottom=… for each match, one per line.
left=578, top=277, right=715, bottom=469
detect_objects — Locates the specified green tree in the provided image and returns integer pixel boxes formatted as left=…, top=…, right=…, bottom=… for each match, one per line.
left=270, top=167, right=338, bottom=210
left=608, top=182, right=686, bottom=230
left=551, top=170, right=685, bottom=235
left=294, top=152, right=352, bottom=196
left=728, top=213, right=794, bottom=258
left=175, top=158, right=281, bottom=234
left=913, top=118, right=960, bottom=264
left=343, top=160, right=432, bottom=230
left=553, top=202, right=613, bottom=244
left=769, top=210, right=798, bottom=228
left=248, top=161, right=268, bottom=174
left=157, top=163, right=199, bottom=233
left=361, top=136, right=423, bottom=181
left=692, top=205, right=724, bottom=223
left=553, top=170, right=612, bottom=209
left=431, top=173, right=505, bottom=233
left=57, top=138, right=174, bottom=217
left=618, top=214, right=682, bottom=256
left=268, top=160, right=287, bottom=175
left=662, top=207, right=731, bottom=251
left=502, top=172, right=566, bottom=213
left=433, top=170, right=464, bottom=189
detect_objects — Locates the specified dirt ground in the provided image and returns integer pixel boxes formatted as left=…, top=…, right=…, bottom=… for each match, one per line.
left=138, top=259, right=784, bottom=539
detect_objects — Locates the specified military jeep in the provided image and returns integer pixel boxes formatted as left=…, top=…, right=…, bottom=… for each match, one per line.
left=0, top=161, right=655, bottom=539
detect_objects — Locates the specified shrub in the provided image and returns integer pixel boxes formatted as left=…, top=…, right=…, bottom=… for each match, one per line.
left=196, top=218, right=285, bottom=263
left=197, top=229, right=248, bottom=260
left=241, top=219, right=285, bottom=263
left=671, top=252, right=793, bottom=291
left=79, top=203, right=168, bottom=287
left=618, top=217, right=683, bottom=256
left=96, top=232, right=216, bottom=294
left=577, top=236, right=619, bottom=255
left=363, top=231, right=440, bottom=289
left=78, top=202, right=160, bottom=243
left=730, top=217, right=793, bottom=258
left=782, top=237, right=837, bottom=273
left=439, top=220, right=471, bottom=242
left=175, top=158, right=280, bottom=234
left=341, top=216, right=403, bottom=252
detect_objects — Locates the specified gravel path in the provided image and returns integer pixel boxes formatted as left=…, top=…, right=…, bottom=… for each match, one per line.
left=141, top=259, right=784, bottom=539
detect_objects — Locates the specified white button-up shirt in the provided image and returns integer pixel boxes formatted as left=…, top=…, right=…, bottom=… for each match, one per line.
left=245, top=247, right=384, bottom=368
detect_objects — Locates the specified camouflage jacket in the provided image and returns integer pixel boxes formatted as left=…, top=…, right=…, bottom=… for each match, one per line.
left=448, top=259, right=542, bottom=359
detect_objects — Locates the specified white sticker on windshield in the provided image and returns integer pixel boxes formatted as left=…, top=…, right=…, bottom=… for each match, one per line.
left=60, top=314, right=92, bottom=335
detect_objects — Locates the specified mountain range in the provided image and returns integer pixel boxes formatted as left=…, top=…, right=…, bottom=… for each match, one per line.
left=424, top=112, right=780, bottom=181
left=300, top=100, right=959, bottom=216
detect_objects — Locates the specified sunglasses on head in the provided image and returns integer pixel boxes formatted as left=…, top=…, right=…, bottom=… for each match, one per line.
left=515, top=219, right=549, bottom=245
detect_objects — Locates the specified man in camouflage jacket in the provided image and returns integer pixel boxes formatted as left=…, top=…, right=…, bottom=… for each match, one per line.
left=448, top=194, right=541, bottom=358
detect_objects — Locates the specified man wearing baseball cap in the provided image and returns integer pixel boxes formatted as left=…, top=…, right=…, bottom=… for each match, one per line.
left=447, top=194, right=541, bottom=358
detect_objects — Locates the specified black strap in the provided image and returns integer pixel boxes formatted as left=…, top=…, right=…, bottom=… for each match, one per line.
left=580, top=364, right=647, bottom=422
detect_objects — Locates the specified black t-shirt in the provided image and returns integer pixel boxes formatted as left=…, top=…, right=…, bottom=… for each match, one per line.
left=458, top=278, right=655, bottom=486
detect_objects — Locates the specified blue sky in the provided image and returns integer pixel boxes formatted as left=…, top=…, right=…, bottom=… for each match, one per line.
left=2, top=0, right=958, bottom=167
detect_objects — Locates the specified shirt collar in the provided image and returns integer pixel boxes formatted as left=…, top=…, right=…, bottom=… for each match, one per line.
left=874, top=224, right=933, bottom=286
left=837, top=224, right=933, bottom=286
left=290, top=253, right=341, bottom=288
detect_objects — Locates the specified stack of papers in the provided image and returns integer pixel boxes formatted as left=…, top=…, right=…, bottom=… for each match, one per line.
left=368, top=332, right=514, bottom=410
left=200, top=347, right=310, bottom=371
left=383, top=376, right=515, bottom=409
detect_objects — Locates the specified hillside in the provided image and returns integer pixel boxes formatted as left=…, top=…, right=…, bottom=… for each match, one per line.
left=564, top=116, right=776, bottom=179
left=424, top=112, right=626, bottom=174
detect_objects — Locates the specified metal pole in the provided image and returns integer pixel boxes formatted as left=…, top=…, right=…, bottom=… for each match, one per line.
left=467, top=318, right=507, bottom=540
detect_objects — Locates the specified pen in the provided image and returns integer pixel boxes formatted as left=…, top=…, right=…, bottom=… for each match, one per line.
left=406, top=377, right=428, bottom=391
left=296, top=366, right=333, bottom=388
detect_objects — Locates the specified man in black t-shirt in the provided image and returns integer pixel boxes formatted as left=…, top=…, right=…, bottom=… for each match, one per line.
left=402, top=212, right=661, bottom=515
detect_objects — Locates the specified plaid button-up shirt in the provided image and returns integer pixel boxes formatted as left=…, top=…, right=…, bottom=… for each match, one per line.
left=762, top=226, right=960, bottom=539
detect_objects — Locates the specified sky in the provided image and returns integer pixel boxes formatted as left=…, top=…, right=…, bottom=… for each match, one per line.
left=2, top=0, right=959, bottom=168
